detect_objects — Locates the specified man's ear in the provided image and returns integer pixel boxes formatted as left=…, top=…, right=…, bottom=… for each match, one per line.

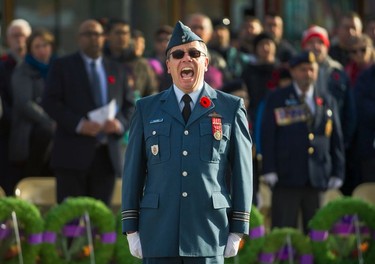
left=166, top=60, right=171, bottom=73
left=204, top=56, right=209, bottom=72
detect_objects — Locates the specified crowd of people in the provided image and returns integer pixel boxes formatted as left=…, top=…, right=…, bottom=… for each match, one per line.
left=1, top=11, right=375, bottom=234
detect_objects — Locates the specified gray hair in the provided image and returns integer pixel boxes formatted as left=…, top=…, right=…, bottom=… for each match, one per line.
left=7, top=19, right=32, bottom=37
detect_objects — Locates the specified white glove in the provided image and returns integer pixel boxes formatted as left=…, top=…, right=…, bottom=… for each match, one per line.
left=224, top=233, right=242, bottom=258
left=127, top=232, right=143, bottom=259
left=328, top=177, right=343, bottom=189
left=262, top=172, right=278, bottom=187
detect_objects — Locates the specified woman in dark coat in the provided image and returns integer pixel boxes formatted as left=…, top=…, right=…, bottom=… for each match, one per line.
left=10, top=29, right=56, bottom=178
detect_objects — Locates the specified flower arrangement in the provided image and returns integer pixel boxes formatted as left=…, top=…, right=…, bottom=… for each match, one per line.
left=200, top=96, right=211, bottom=108
left=258, top=227, right=313, bottom=264
left=41, top=196, right=116, bottom=264
left=113, top=211, right=142, bottom=264
left=0, top=197, right=44, bottom=264
left=309, top=197, right=375, bottom=263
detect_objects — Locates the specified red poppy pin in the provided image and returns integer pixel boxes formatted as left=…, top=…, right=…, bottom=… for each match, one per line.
left=108, top=75, right=116, bottom=84
left=200, top=96, right=211, bottom=108
left=315, top=96, right=323, bottom=106
left=332, top=72, right=340, bottom=81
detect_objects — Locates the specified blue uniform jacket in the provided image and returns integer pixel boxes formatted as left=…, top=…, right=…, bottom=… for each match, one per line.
left=122, top=83, right=253, bottom=257
left=261, top=84, right=345, bottom=189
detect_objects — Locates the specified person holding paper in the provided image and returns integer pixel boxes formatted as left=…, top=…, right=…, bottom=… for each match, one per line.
left=122, top=21, right=253, bottom=263
left=43, top=19, right=134, bottom=205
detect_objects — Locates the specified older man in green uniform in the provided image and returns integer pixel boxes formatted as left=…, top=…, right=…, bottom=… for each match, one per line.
left=121, top=21, right=253, bottom=264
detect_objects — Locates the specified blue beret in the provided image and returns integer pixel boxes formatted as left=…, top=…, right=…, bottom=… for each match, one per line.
left=289, top=51, right=316, bottom=68
left=165, top=21, right=204, bottom=55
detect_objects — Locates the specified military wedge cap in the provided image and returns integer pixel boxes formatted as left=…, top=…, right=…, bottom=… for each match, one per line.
left=166, top=21, right=204, bottom=55
left=289, top=51, right=316, bottom=68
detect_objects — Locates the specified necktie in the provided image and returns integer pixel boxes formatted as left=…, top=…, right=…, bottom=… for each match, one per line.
left=300, top=94, right=313, bottom=127
left=182, top=94, right=192, bottom=123
left=90, top=61, right=104, bottom=107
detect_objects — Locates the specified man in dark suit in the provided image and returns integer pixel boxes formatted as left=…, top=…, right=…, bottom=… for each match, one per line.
left=261, top=51, right=345, bottom=233
left=43, top=19, right=134, bottom=205
left=121, top=21, right=253, bottom=263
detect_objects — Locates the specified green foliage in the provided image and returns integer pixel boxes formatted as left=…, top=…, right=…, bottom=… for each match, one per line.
left=0, top=197, right=44, bottom=264
left=41, top=197, right=116, bottom=264
left=309, top=197, right=375, bottom=264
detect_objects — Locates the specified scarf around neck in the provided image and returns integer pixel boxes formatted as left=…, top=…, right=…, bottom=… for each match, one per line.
left=25, top=54, right=52, bottom=79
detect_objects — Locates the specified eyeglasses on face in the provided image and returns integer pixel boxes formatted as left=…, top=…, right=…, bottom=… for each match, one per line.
left=169, top=49, right=206, bottom=59
left=349, top=47, right=367, bottom=55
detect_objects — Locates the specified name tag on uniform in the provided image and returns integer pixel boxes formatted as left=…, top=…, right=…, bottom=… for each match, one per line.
left=150, top=118, right=163, bottom=124
left=274, top=105, right=310, bottom=126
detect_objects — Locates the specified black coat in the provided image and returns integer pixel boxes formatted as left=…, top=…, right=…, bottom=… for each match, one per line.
left=42, top=52, right=134, bottom=175
left=261, top=84, right=345, bottom=190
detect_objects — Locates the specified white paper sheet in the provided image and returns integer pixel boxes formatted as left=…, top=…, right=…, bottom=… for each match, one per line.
left=88, top=99, right=117, bottom=125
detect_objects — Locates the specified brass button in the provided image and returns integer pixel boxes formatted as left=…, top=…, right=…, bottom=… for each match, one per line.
left=308, top=133, right=314, bottom=140
left=308, top=147, right=314, bottom=154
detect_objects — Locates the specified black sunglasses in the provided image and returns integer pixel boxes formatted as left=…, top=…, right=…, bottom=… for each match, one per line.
left=169, top=49, right=206, bottom=59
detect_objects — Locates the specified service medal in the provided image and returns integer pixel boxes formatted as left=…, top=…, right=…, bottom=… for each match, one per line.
left=214, top=130, right=222, bottom=140
left=211, top=116, right=222, bottom=140
left=151, top=145, right=159, bottom=155
left=325, top=119, right=332, bottom=137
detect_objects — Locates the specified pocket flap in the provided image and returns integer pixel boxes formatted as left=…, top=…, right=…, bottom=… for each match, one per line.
left=140, top=193, right=159, bottom=208
left=145, top=123, right=171, bottom=140
left=212, top=192, right=231, bottom=209
left=222, top=124, right=231, bottom=140
left=200, top=122, right=212, bottom=136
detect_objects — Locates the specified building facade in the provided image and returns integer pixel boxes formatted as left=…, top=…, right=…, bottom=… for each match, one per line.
left=1, top=0, right=374, bottom=55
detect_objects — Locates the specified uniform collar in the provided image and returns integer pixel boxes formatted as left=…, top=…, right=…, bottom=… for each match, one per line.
left=173, top=83, right=204, bottom=109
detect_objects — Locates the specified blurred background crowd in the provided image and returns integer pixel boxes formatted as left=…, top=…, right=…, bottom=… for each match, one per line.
left=1, top=0, right=375, bottom=233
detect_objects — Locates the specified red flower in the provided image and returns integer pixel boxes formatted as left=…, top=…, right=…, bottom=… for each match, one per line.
left=0, top=54, right=9, bottom=62
left=107, top=75, right=116, bottom=84
left=200, top=96, right=211, bottom=108
left=332, top=72, right=340, bottom=81
left=315, top=97, right=323, bottom=106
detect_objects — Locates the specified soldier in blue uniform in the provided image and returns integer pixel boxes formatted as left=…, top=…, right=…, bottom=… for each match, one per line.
left=121, top=21, right=253, bottom=264
left=261, top=51, right=345, bottom=233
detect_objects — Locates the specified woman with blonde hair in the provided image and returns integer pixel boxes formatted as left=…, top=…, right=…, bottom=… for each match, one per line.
left=345, top=33, right=375, bottom=87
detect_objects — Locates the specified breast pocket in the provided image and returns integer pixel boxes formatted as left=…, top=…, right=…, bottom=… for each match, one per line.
left=145, top=123, right=171, bottom=164
left=199, top=122, right=231, bottom=163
